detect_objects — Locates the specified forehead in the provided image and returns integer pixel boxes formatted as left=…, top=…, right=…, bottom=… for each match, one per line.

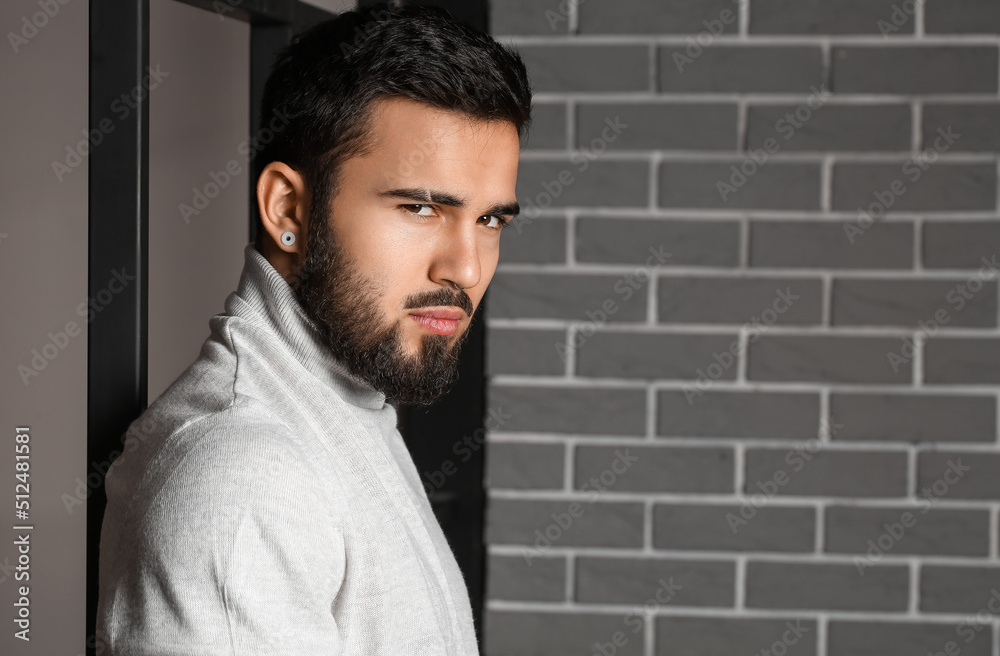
left=354, top=96, right=521, bottom=188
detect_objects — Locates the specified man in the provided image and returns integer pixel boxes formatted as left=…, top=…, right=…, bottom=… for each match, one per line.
left=95, top=3, right=531, bottom=654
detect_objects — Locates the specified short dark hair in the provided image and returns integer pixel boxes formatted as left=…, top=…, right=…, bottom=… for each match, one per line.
left=252, top=2, right=533, bottom=250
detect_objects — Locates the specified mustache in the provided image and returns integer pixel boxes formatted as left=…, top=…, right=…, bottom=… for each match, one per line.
left=404, top=287, right=475, bottom=317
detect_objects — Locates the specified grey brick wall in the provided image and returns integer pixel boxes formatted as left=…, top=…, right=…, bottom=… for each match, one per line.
left=482, top=0, right=1000, bottom=654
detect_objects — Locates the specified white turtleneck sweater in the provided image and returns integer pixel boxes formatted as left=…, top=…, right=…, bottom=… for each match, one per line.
left=96, top=242, right=480, bottom=655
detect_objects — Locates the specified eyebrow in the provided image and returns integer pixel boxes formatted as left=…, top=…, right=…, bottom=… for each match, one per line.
left=377, top=187, right=520, bottom=217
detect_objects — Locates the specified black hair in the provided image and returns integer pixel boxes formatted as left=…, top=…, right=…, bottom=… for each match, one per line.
left=252, top=1, right=533, bottom=250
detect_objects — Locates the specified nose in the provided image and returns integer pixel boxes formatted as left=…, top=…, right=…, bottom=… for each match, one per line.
left=429, top=220, right=481, bottom=293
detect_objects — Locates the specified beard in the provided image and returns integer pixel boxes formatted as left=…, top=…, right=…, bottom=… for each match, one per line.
left=289, top=210, right=476, bottom=407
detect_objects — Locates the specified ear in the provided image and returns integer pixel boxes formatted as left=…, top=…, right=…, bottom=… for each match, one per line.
left=256, top=161, right=309, bottom=254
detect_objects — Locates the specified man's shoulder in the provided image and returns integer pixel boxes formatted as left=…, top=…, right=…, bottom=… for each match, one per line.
left=153, top=396, right=314, bottom=477
left=114, top=395, right=327, bottom=512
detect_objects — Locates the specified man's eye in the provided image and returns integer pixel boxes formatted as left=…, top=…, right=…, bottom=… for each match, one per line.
left=403, top=204, right=435, bottom=217
left=482, top=215, right=508, bottom=230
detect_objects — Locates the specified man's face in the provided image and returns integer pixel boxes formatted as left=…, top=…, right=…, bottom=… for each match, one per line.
left=293, top=97, right=521, bottom=406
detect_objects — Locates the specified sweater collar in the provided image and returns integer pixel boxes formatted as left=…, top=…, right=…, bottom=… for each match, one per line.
left=226, top=242, right=388, bottom=411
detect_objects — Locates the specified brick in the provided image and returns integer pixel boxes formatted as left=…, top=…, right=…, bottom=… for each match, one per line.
left=486, top=554, right=565, bottom=601
left=518, top=45, right=650, bottom=92
left=486, top=442, right=565, bottom=490
left=659, top=161, right=822, bottom=210
left=659, top=46, right=824, bottom=93
left=744, top=449, right=908, bottom=497
left=920, top=566, right=1000, bottom=613
left=917, top=452, right=998, bottom=500
left=828, top=621, right=992, bottom=656
left=825, top=506, right=990, bottom=556
left=924, top=222, right=1000, bottom=269
left=489, top=0, right=569, bottom=35
left=829, top=393, right=997, bottom=443
left=499, top=215, right=566, bottom=265
left=923, top=104, right=1000, bottom=152
left=657, top=390, right=821, bottom=440
left=653, top=503, right=815, bottom=552
left=656, top=617, right=818, bottom=656
left=577, top=332, right=739, bottom=380
left=576, top=217, right=739, bottom=267
left=749, top=220, right=914, bottom=269
left=486, top=384, right=647, bottom=436
left=574, top=445, right=734, bottom=494
left=751, top=0, right=913, bottom=34
left=486, top=328, right=566, bottom=376
left=523, top=102, right=567, bottom=151
left=658, top=277, right=823, bottom=325
left=580, top=0, right=739, bottom=35
left=485, top=610, right=645, bottom=656
left=517, top=159, right=649, bottom=210
left=486, top=272, right=647, bottom=322
left=746, top=104, right=911, bottom=152
left=832, top=162, right=997, bottom=213
left=832, top=46, right=999, bottom=94
left=748, top=336, right=913, bottom=384
left=832, top=278, right=997, bottom=327
left=485, top=498, right=645, bottom=548
left=576, top=556, right=734, bottom=606
left=746, top=561, right=909, bottom=611
left=577, top=103, right=737, bottom=151
left=925, top=338, right=1000, bottom=384
left=925, top=0, right=1000, bottom=34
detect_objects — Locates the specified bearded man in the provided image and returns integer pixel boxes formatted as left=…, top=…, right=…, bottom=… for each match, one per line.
left=95, top=4, right=531, bottom=654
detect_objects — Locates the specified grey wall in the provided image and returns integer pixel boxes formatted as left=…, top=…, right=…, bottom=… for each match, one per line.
left=483, top=1, right=1000, bottom=654
left=0, top=1, right=88, bottom=653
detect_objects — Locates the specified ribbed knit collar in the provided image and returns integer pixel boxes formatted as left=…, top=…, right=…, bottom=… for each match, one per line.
left=227, top=242, right=387, bottom=411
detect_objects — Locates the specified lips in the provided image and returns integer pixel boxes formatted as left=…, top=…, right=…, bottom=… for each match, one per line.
left=409, top=307, right=464, bottom=321
left=409, top=307, right=465, bottom=335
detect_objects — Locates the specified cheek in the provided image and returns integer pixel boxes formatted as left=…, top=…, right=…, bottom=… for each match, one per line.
left=342, top=213, right=434, bottom=278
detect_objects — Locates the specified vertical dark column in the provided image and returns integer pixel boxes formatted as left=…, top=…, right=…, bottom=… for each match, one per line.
left=87, top=0, right=150, bottom=652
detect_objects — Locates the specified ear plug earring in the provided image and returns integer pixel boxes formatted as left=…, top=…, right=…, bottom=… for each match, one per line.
left=281, top=231, right=295, bottom=246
